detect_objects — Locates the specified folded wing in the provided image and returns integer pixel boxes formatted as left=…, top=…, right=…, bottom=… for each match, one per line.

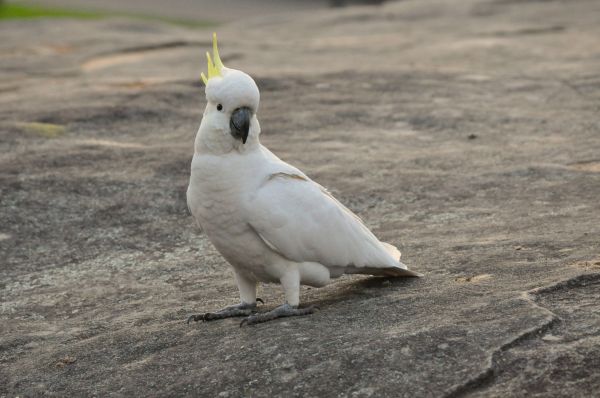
left=245, top=173, right=420, bottom=276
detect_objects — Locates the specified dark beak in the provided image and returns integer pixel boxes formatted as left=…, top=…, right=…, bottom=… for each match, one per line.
left=230, top=107, right=252, bottom=144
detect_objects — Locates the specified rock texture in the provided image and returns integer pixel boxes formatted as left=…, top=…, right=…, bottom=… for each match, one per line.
left=1, top=0, right=600, bottom=396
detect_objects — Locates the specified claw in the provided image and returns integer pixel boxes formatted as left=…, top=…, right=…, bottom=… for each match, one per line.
left=186, top=314, right=204, bottom=324
left=187, top=302, right=258, bottom=324
left=239, top=303, right=317, bottom=326
left=202, top=313, right=214, bottom=321
left=187, top=312, right=216, bottom=323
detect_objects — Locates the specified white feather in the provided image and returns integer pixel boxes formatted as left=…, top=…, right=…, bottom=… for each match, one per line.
left=187, top=65, right=421, bottom=308
left=245, top=171, right=408, bottom=273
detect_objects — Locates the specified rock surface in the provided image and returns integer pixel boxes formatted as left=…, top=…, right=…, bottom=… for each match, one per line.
left=1, top=0, right=600, bottom=396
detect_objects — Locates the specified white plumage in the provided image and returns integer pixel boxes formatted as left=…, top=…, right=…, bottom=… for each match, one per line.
left=247, top=171, right=417, bottom=276
left=187, top=36, right=420, bottom=324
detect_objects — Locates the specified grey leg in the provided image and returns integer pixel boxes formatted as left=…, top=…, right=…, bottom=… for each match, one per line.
left=187, top=298, right=264, bottom=323
left=240, top=303, right=317, bottom=327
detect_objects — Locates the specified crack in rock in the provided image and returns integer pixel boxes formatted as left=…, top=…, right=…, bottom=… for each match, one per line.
left=444, top=273, right=600, bottom=398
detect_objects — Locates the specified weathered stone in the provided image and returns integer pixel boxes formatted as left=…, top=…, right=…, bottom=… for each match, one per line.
left=1, top=0, right=599, bottom=396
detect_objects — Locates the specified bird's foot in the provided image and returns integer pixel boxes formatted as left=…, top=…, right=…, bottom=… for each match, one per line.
left=240, top=303, right=318, bottom=327
left=187, top=298, right=264, bottom=323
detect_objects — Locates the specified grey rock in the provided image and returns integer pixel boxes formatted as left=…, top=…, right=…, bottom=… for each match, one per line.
left=1, top=0, right=599, bottom=396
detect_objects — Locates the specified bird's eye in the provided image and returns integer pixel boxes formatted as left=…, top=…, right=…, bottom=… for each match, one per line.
left=217, top=104, right=223, bottom=111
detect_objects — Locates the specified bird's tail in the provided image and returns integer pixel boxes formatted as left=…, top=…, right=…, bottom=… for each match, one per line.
left=381, top=242, right=402, bottom=261
left=381, top=242, right=423, bottom=277
left=344, top=242, right=423, bottom=277
left=388, top=262, right=423, bottom=277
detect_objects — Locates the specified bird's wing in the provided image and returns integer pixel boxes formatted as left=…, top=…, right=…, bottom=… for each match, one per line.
left=245, top=172, right=419, bottom=275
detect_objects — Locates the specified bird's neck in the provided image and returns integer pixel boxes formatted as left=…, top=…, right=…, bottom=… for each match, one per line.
left=194, top=119, right=261, bottom=156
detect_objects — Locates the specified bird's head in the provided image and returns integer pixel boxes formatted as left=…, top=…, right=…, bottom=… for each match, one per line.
left=196, top=33, right=260, bottom=153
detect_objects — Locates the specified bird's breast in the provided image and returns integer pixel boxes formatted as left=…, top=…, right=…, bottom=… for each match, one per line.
left=187, top=153, right=272, bottom=272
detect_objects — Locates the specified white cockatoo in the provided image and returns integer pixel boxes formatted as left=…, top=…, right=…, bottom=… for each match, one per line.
left=187, top=34, right=421, bottom=326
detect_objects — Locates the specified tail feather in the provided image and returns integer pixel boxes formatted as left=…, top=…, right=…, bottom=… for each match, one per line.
left=344, top=264, right=423, bottom=277
left=344, top=240, right=423, bottom=278
left=381, top=242, right=401, bottom=261
left=392, top=262, right=423, bottom=277
left=380, top=242, right=423, bottom=277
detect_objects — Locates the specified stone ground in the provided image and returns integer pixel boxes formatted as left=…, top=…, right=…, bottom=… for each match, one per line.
left=1, top=0, right=600, bottom=396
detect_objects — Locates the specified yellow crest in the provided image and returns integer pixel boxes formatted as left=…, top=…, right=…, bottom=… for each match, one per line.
left=201, top=33, right=225, bottom=85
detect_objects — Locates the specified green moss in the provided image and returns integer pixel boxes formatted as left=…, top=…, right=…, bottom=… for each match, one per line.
left=19, top=122, right=67, bottom=138
left=0, top=2, right=216, bottom=28
left=0, top=3, right=100, bottom=19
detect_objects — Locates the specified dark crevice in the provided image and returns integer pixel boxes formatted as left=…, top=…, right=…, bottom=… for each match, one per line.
left=443, top=272, right=600, bottom=398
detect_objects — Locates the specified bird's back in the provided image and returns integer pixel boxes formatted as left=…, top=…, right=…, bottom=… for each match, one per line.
left=243, top=147, right=421, bottom=277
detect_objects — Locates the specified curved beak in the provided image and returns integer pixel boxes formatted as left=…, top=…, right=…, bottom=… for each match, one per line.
left=230, top=107, right=252, bottom=144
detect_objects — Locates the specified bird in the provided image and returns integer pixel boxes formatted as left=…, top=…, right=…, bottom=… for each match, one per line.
left=186, top=33, right=422, bottom=326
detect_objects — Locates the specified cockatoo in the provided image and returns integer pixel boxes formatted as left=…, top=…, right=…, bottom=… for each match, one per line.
left=187, top=34, right=421, bottom=326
